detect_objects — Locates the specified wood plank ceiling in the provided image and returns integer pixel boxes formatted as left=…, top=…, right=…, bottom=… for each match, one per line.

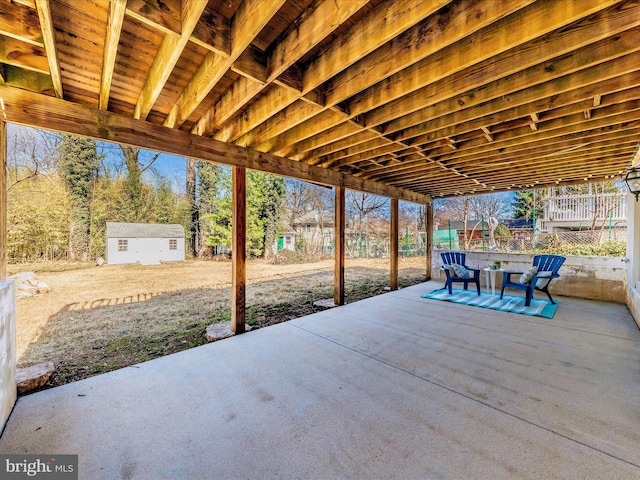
left=0, top=0, right=639, bottom=200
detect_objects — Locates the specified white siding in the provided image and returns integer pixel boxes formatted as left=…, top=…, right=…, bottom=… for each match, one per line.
left=107, top=237, right=185, bottom=265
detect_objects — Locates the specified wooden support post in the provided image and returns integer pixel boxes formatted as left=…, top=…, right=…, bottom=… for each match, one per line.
left=334, top=186, right=345, bottom=306
left=390, top=198, right=398, bottom=291
left=425, top=202, right=433, bottom=280
left=231, top=166, right=246, bottom=334
left=0, top=121, right=5, bottom=281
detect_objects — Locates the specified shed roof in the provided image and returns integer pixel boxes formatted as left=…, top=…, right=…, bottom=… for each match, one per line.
left=106, top=222, right=185, bottom=239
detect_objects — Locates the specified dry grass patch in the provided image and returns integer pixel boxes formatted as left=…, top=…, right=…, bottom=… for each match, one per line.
left=14, top=257, right=426, bottom=389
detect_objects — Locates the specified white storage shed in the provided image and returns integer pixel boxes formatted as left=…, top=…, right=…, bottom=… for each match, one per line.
left=106, top=222, right=185, bottom=265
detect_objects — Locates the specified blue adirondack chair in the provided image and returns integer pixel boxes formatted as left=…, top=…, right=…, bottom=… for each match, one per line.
left=500, top=254, right=566, bottom=306
left=440, top=251, right=481, bottom=295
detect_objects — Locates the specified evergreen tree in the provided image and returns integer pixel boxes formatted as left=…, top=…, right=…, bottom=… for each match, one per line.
left=249, top=171, right=285, bottom=258
left=153, top=178, right=174, bottom=224
left=57, top=135, right=102, bottom=261
left=512, top=189, right=544, bottom=221
left=201, top=169, right=285, bottom=257
left=196, top=161, right=219, bottom=255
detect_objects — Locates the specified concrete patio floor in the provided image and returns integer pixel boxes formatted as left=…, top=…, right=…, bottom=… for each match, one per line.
left=1, top=281, right=639, bottom=479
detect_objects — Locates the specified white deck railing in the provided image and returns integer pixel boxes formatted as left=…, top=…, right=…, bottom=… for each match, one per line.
left=544, top=193, right=627, bottom=223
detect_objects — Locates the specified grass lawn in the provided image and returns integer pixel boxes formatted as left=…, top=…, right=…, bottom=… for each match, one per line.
left=12, top=257, right=427, bottom=389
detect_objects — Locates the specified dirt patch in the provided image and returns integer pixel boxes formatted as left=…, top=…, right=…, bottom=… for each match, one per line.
left=14, top=257, right=427, bottom=390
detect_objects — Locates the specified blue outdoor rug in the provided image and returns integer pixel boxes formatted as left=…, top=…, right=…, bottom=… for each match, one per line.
left=421, top=288, right=558, bottom=319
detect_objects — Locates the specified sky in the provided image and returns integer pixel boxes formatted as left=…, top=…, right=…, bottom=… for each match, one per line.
left=98, top=140, right=188, bottom=193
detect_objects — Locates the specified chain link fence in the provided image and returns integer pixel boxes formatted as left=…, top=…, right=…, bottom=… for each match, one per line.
left=461, top=228, right=626, bottom=257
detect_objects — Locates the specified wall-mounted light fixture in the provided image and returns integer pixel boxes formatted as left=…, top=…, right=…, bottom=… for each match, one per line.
left=625, top=167, right=640, bottom=202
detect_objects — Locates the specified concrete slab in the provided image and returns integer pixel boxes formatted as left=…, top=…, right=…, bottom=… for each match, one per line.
left=1, top=281, right=639, bottom=479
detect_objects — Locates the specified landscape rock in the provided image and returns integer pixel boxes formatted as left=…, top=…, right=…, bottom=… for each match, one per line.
left=313, top=298, right=338, bottom=308
left=16, top=362, right=55, bottom=395
left=9, top=272, right=51, bottom=298
left=205, top=321, right=253, bottom=342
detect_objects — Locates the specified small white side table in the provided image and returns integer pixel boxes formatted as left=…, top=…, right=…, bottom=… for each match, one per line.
left=483, top=267, right=504, bottom=295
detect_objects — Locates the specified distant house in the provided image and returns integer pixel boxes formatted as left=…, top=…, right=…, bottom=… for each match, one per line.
left=275, top=227, right=296, bottom=253
left=434, top=220, right=493, bottom=242
left=293, top=209, right=335, bottom=254
left=106, top=222, right=185, bottom=265
left=503, top=218, right=533, bottom=240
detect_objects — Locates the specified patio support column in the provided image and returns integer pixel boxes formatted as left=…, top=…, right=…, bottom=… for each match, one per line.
left=425, top=202, right=433, bottom=280
left=231, top=166, right=246, bottom=334
left=0, top=121, right=5, bottom=281
left=334, top=186, right=345, bottom=306
left=390, top=198, right=398, bottom=291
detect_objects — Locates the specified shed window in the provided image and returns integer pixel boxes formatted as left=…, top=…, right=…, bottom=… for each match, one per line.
left=169, top=239, right=177, bottom=250
left=118, top=239, right=128, bottom=252
left=285, top=236, right=292, bottom=245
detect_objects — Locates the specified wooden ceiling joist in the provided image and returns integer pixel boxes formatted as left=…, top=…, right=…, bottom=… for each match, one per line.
left=335, top=46, right=640, bottom=171
left=0, top=84, right=429, bottom=204
left=99, top=0, right=126, bottom=110
left=291, top=2, right=640, bottom=170
left=195, top=0, right=371, bottom=139
left=133, top=0, right=209, bottom=120
left=1, top=0, right=639, bottom=199
left=211, top=0, right=452, bottom=144
left=34, top=0, right=61, bottom=98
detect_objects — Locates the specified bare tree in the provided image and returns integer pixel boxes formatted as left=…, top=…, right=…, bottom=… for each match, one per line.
left=7, top=124, right=59, bottom=190
left=284, top=179, right=312, bottom=227
left=346, top=191, right=387, bottom=232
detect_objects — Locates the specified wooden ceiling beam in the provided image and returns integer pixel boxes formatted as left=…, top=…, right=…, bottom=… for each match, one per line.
left=190, top=7, right=231, bottom=57
left=211, top=0, right=452, bottom=144
left=124, top=0, right=181, bottom=36
left=400, top=154, right=632, bottom=188
left=0, top=84, right=430, bottom=203
left=0, top=64, right=53, bottom=94
left=443, top=156, right=633, bottom=188
left=314, top=138, right=401, bottom=168
left=195, top=0, right=367, bottom=139
left=261, top=0, right=614, bottom=160
left=393, top=71, right=640, bottom=148
left=380, top=125, right=640, bottom=184
left=361, top=0, right=629, bottom=129
left=426, top=101, right=640, bottom=164
left=134, top=0, right=209, bottom=120
left=268, top=1, right=634, bottom=165
left=0, top=0, right=42, bottom=46
left=463, top=140, right=639, bottom=175
left=464, top=149, right=637, bottom=183
left=385, top=150, right=636, bottom=193
left=231, top=45, right=267, bottom=84
left=34, top=0, right=61, bottom=98
left=99, top=0, right=126, bottom=110
left=291, top=130, right=380, bottom=162
left=327, top=0, right=536, bottom=116
left=12, top=0, right=35, bottom=8
left=0, top=36, right=47, bottom=73
left=325, top=143, right=416, bottom=169
left=165, top=0, right=285, bottom=129
left=353, top=81, right=640, bottom=169
left=348, top=46, right=640, bottom=171
left=366, top=121, right=640, bottom=183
